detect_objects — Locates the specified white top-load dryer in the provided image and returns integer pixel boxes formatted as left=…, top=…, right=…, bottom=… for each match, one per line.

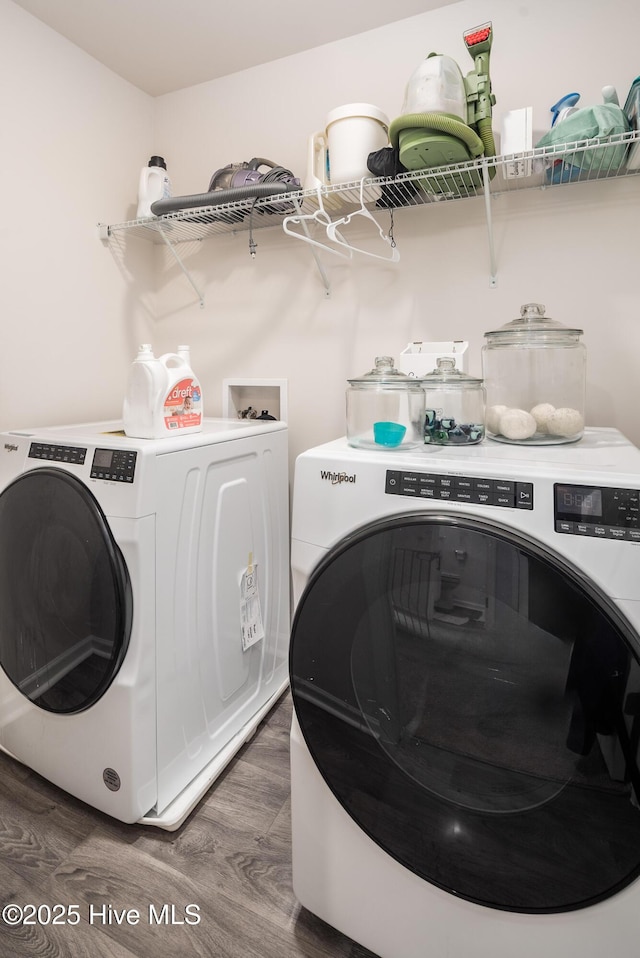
left=0, top=418, right=290, bottom=829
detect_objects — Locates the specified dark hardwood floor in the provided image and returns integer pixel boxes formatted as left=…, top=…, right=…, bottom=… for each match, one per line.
left=0, top=691, right=380, bottom=958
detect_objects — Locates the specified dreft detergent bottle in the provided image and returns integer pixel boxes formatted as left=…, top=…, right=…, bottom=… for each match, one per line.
left=122, top=344, right=203, bottom=439
left=158, top=346, right=203, bottom=436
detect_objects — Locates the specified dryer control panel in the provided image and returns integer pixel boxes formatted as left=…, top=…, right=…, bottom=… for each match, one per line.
left=385, top=469, right=534, bottom=509
left=554, top=483, right=640, bottom=540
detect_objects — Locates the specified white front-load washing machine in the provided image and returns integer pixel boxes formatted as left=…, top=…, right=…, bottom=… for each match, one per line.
left=289, top=428, right=640, bottom=958
left=0, top=417, right=290, bottom=829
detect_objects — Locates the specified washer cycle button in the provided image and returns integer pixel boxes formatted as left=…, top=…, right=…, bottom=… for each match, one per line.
left=385, top=471, right=401, bottom=494
left=556, top=520, right=574, bottom=534
left=515, top=483, right=534, bottom=509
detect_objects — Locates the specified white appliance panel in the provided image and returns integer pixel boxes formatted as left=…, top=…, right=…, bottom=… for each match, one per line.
left=0, top=418, right=289, bottom=828
left=289, top=427, right=640, bottom=957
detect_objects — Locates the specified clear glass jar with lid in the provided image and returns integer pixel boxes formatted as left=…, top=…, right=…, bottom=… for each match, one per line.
left=346, top=356, right=425, bottom=450
left=482, top=303, right=586, bottom=444
left=421, top=357, right=486, bottom=445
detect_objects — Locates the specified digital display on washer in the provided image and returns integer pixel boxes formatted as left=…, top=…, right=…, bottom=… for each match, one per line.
left=93, top=449, right=114, bottom=469
left=554, top=482, right=640, bottom=540
left=90, top=447, right=137, bottom=483
left=555, top=485, right=603, bottom=517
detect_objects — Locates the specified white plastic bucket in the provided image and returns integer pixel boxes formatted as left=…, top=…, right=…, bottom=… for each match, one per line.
left=305, top=103, right=389, bottom=188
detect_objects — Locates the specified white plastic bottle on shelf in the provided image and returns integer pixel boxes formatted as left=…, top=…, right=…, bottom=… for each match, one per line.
left=136, top=156, right=172, bottom=219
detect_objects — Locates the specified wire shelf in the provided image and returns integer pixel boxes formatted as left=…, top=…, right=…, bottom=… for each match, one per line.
left=100, top=131, right=640, bottom=247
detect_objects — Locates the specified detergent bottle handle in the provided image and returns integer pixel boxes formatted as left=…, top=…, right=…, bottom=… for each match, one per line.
left=304, top=131, right=328, bottom=190
left=158, top=353, right=189, bottom=370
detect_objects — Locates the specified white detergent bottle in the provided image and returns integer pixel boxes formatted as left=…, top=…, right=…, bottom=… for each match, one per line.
left=155, top=346, right=203, bottom=436
left=122, top=344, right=167, bottom=439
left=136, top=155, right=172, bottom=219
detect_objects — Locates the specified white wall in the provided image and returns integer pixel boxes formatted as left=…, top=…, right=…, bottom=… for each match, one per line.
left=0, top=0, right=153, bottom=430
left=2, top=0, right=639, bottom=473
left=148, top=0, right=640, bottom=466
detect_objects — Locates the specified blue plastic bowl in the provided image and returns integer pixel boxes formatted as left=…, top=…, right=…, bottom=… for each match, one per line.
left=373, top=421, right=407, bottom=447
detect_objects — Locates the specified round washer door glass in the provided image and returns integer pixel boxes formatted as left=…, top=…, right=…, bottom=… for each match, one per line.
left=0, top=468, right=132, bottom=713
left=290, top=514, right=640, bottom=913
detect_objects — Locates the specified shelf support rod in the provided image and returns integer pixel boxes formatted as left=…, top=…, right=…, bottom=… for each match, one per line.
left=157, top=225, right=205, bottom=307
left=301, top=218, right=331, bottom=297
left=286, top=196, right=331, bottom=296
left=481, top=161, right=497, bottom=288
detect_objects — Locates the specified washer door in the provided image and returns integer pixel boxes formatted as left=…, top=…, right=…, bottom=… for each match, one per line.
left=0, top=468, right=132, bottom=714
left=290, top=514, right=640, bottom=913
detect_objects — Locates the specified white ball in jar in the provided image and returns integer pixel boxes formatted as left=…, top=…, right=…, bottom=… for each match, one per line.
left=546, top=407, right=584, bottom=438
left=485, top=404, right=508, bottom=434
left=499, top=408, right=537, bottom=441
left=530, top=403, right=555, bottom=434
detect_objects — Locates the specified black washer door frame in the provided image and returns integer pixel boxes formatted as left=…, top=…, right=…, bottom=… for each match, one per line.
left=0, top=467, right=133, bottom=714
left=290, top=511, right=640, bottom=914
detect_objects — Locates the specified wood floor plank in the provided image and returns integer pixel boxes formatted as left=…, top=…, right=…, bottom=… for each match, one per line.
left=48, top=826, right=350, bottom=958
left=234, top=717, right=292, bottom=782
left=198, top=753, right=290, bottom=834
left=0, top=856, right=139, bottom=958
left=0, top=694, right=381, bottom=958
left=0, top=759, right=97, bottom=892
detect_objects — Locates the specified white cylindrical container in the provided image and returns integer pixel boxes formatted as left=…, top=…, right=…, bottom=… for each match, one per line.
left=136, top=155, right=172, bottom=219
left=327, top=104, right=389, bottom=184
left=305, top=104, right=389, bottom=188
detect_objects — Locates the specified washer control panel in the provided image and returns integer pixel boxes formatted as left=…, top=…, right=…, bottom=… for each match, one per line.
left=29, top=442, right=86, bottom=466
left=385, top=469, right=534, bottom=509
left=27, top=442, right=137, bottom=483
left=554, top=483, right=640, bottom=540
left=90, top=448, right=137, bottom=483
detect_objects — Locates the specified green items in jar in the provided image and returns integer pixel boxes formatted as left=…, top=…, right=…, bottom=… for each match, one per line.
left=421, top=358, right=486, bottom=445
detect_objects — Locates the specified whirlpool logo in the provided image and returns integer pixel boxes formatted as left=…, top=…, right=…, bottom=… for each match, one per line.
left=320, top=469, right=356, bottom=486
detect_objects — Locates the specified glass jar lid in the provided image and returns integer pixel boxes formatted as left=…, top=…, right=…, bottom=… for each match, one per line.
left=348, top=356, right=421, bottom=387
left=484, top=303, right=583, bottom=342
left=421, top=356, right=484, bottom=387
